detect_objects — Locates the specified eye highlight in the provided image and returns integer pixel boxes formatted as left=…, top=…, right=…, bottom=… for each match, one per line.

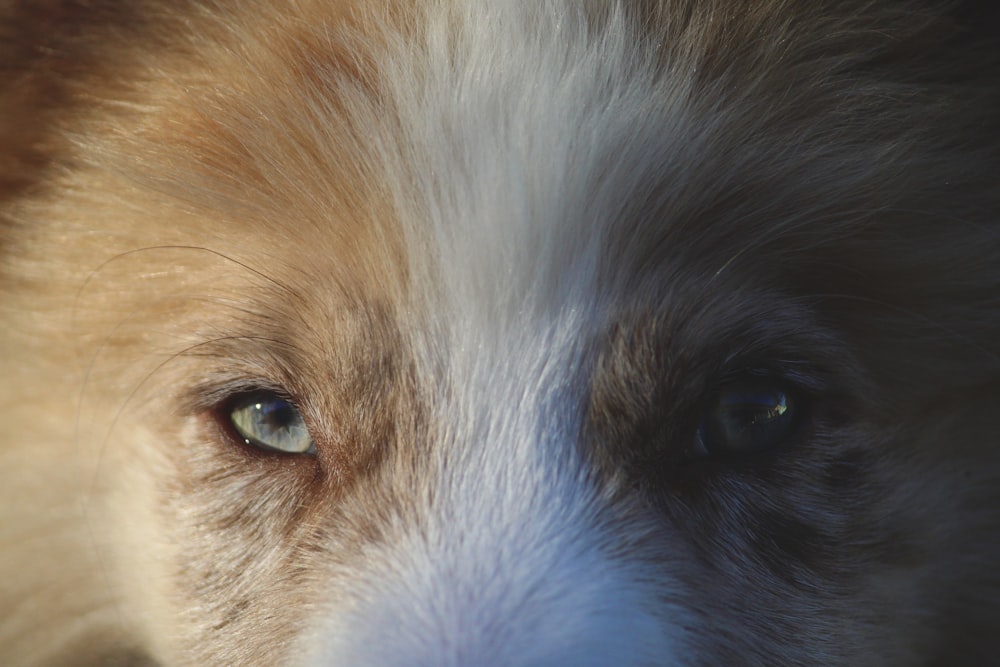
left=228, top=392, right=315, bottom=455
left=697, top=377, right=800, bottom=457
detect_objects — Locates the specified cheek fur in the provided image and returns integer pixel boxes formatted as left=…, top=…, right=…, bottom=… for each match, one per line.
left=1, top=1, right=999, bottom=666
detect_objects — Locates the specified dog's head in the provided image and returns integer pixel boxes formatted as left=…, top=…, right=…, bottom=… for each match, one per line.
left=1, top=1, right=999, bottom=665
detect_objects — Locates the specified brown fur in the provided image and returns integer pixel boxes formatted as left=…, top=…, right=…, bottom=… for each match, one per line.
left=2, top=1, right=999, bottom=665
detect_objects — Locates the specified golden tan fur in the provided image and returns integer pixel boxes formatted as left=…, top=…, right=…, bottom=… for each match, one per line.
left=0, top=2, right=415, bottom=663
left=2, top=1, right=1000, bottom=665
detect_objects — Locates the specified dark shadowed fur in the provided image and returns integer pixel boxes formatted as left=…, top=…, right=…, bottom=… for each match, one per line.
left=1, top=1, right=999, bottom=666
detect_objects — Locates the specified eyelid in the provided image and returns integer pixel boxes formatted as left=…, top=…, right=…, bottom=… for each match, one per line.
left=714, top=363, right=826, bottom=398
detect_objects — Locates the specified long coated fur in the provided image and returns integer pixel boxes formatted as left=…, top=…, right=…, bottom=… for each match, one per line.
left=1, top=1, right=999, bottom=665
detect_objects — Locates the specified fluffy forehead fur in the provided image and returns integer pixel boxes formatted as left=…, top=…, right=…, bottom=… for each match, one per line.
left=1, top=0, right=999, bottom=665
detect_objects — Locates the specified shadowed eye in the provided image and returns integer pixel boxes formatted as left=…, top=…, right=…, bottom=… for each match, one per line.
left=229, top=393, right=315, bottom=455
left=697, top=377, right=799, bottom=456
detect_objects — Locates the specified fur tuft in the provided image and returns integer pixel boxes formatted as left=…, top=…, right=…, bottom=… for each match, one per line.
left=2, top=1, right=999, bottom=665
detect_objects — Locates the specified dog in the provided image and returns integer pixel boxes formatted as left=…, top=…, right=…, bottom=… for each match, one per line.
left=2, top=1, right=999, bottom=665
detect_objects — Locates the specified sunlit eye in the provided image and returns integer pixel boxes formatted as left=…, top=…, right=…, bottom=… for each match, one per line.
left=697, top=378, right=799, bottom=456
left=228, top=393, right=315, bottom=455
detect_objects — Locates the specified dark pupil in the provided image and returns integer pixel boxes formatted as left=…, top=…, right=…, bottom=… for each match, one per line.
left=260, top=399, right=296, bottom=430
left=708, top=386, right=794, bottom=453
left=720, top=390, right=787, bottom=424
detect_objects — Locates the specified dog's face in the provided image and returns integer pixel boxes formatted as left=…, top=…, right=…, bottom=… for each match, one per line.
left=1, top=1, right=999, bottom=665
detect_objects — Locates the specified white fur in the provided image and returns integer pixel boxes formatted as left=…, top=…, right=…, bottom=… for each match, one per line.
left=3, top=0, right=998, bottom=664
left=301, top=3, right=694, bottom=664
